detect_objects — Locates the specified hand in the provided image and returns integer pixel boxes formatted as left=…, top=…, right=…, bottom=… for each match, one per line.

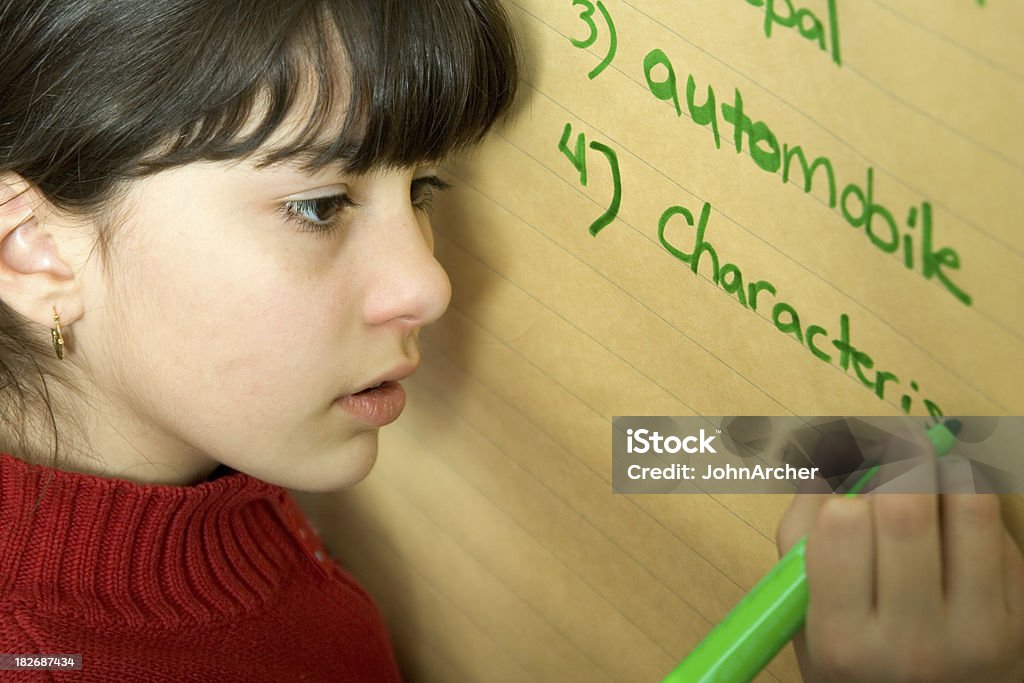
left=777, top=469, right=1024, bottom=681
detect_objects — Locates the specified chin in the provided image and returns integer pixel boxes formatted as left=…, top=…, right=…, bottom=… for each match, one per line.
left=288, top=431, right=381, bottom=493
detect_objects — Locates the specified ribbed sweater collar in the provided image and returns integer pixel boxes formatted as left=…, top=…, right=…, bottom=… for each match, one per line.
left=0, top=451, right=314, bottom=628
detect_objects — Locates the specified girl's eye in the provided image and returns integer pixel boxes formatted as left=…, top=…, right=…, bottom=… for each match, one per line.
left=280, top=194, right=357, bottom=237
left=412, top=176, right=453, bottom=214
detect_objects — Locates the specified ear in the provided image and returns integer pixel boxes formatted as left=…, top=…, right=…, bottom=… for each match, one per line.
left=0, top=173, right=82, bottom=330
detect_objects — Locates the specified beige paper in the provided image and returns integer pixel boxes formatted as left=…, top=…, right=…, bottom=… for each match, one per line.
left=297, top=2, right=1024, bottom=680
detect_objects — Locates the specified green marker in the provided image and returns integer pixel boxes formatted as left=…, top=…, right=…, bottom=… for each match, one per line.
left=663, top=420, right=961, bottom=683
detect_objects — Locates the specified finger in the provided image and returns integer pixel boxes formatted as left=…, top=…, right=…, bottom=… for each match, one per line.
left=1005, top=529, right=1024, bottom=615
left=805, top=497, right=874, bottom=624
left=941, top=494, right=1005, bottom=615
left=776, top=489, right=831, bottom=556
left=874, top=494, right=944, bottom=624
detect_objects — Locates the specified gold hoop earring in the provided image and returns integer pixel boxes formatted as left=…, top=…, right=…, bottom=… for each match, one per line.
left=51, top=306, right=64, bottom=360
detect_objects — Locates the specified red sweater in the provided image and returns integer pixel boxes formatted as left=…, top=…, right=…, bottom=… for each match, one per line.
left=0, top=452, right=402, bottom=682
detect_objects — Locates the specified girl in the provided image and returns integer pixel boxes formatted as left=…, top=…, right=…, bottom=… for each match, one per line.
left=0, top=1, right=517, bottom=680
left=0, top=2, right=1020, bottom=681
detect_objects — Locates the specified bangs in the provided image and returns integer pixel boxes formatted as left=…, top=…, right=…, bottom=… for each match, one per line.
left=146, top=0, right=520, bottom=175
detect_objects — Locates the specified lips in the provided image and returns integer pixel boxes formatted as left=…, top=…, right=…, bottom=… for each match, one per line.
left=333, top=360, right=420, bottom=427
left=335, top=381, right=407, bottom=427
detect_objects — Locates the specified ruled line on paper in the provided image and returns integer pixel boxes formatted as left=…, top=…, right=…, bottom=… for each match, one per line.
left=843, top=62, right=1022, bottom=176
left=339, top=532, right=521, bottom=682
left=499, top=3, right=1022, bottom=407
left=490, top=113, right=1016, bottom=410
left=421, top=299, right=803, bottom=538
left=445, top=155, right=1008, bottom=417
left=392, top=389, right=704, bottom=662
left=341, top=463, right=613, bottom=682
left=509, top=1, right=1024, bottom=350
left=616, top=0, right=1024, bottom=174
left=396, top=351, right=788, bottom=682
left=430, top=291, right=794, bottom=495
left=509, top=0, right=1024, bottom=258
left=501, top=83, right=1020, bottom=397
left=864, top=0, right=1024, bottom=83
left=436, top=191, right=799, bottom=417
left=382, top=420, right=660, bottom=682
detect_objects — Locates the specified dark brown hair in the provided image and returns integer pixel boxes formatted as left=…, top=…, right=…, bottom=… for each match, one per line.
left=0, top=0, right=520, bottom=471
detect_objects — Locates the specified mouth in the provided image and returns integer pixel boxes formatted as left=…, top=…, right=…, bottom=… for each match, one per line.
left=347, top=359, right=420, bottom=396
left=334, top=361, right=420, bottom=427
left=335, top=381, right=407, bottom=427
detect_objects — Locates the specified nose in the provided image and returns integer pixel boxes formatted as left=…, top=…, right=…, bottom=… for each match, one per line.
left=361, top=206, right=452, bottom=329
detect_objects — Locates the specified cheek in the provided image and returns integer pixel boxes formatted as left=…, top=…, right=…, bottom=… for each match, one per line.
left=114, top=241, right=336, bottom=427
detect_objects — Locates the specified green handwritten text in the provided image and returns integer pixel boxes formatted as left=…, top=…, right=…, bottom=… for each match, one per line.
left=642, top=48, right=972, bottom=306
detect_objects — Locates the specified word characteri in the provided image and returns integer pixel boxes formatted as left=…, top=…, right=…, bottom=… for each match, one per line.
left=557, top=127, right=946, bottom=419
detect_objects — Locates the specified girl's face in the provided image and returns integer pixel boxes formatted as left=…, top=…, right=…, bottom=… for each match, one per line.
left=66, top=157, right=452, bottom=490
